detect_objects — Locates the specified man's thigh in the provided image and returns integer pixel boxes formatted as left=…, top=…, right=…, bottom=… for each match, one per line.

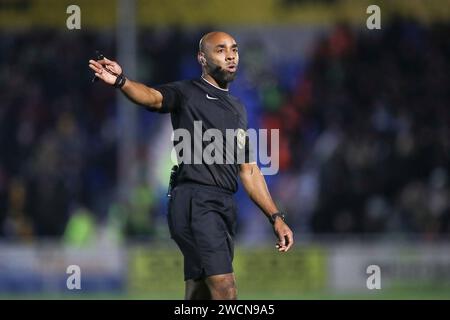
left=190, top=188, right=236, bottom=278
left=169, top=184, right=237, bottom=281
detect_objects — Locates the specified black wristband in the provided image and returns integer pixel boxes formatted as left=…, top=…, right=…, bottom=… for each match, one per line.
left=114, top=73, right=126, bottom=88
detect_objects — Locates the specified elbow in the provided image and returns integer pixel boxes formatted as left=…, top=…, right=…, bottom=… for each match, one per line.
left=143, top=95, right=163, bottom=111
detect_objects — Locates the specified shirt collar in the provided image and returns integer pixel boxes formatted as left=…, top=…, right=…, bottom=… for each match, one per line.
left=201, top=76, right=229, bottom=92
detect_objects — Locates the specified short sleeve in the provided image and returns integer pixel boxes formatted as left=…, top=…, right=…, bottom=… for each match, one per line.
left=154, top=82, right=183, bottom=113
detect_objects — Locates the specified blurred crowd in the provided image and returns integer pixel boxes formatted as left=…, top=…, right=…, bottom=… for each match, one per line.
left=0, top=29, right=199, bottom=242
left=0, top=31, right=118, bottom=241
left=268, top=19, right=449, bottom=236
left=0, top=18, right=448, bottom=242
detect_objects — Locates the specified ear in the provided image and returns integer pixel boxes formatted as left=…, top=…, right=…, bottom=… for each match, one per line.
left=198, top=52, right=206, bottom=66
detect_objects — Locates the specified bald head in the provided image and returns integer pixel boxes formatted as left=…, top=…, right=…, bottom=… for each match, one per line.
left=199, top=31, right=237, bottom=54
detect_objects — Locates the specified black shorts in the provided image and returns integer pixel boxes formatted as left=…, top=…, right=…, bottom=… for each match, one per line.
left=167, top=182, right=237, bottom=281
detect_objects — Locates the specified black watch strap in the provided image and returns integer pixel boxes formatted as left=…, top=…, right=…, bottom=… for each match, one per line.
left=269, top=212, right=286, bottom=225
left=114, top=73, right=126, bottom=88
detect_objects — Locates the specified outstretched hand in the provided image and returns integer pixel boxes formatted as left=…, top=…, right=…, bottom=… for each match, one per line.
left=89, top=58, right=123, bottom=85
left=273, top=219, right=294, bottom=252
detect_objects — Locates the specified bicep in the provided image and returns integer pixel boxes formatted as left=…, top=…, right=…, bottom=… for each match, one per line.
left=143, top=87, right=164, bottom=111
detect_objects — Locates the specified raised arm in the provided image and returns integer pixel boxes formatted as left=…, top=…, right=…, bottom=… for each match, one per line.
left=239, top=162, right=294, bottom=252
left=89, top=57, right=163, bottom=111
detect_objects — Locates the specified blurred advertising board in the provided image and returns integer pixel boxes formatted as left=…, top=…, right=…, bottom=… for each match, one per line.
left=127, top=245, right=327, bottom=298
left=329, top=243, right=450, bottom=292
left=0, top=243, right=125, bottom=293
left=2, top=241, right=449, bottom=296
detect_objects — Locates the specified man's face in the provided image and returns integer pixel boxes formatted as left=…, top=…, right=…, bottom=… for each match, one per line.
left=203, top=34, right=239, bottom=85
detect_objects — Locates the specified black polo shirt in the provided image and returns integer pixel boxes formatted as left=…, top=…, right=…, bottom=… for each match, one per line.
left=154, top=77, right=254, bottom=193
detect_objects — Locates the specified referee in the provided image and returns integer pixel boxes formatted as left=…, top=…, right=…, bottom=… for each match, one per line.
left=89, top=31, right=294, bottom=300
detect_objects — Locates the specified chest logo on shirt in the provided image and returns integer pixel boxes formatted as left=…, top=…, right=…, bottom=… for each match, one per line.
left=236, top=128, right=246, bottom=150
left=206, top=94, right=219, bottom=100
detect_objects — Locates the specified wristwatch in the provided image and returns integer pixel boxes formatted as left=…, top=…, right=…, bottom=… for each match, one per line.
left=114, top=73, right=127, bottom=88
left=269, top=212, right=286, bottom=225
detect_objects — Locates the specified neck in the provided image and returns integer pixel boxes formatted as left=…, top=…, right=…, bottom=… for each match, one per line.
left=202, top=73, right=229, bottom=91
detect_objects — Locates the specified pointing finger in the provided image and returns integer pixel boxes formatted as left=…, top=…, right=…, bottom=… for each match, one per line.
left=89, top=65, right=99, bottom=73
left=89, top=60, right=103, bottom=68
left=89, top=64, right=102, bottom=73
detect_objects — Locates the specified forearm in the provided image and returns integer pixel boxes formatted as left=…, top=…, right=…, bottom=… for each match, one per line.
left=240, top=163, right=294, bottom=252
left=120, top=79, right=163, bottom=110
left=240, top=164, right=278, bottom=218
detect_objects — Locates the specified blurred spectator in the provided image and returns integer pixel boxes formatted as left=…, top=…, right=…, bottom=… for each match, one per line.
left=63, top=206, right=96, bottom=247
